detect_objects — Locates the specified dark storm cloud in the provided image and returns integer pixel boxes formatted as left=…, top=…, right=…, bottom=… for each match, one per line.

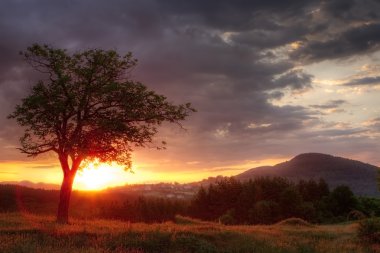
left=0, top=0, right=379, bottom=166
left=343, top=76, right=380, bottom=86
left=160, top=0, right=320, bottom=31
left=321, top=0, right=356, bottom=20
left=287, top=0, right=380, bottom=63
left=292, top=23, right=380, bottom=62
left=321, top=0, right=380, bottom=23
left=230, top=26, right=308, bottom=49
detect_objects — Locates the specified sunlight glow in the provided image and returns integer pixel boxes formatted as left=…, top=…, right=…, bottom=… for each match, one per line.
left=74, top=160, right=131, bottom=191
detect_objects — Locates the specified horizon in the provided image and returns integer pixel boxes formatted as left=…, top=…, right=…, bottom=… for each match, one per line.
left=0, top=155, right=289, bottom=190
left=1, top=1, right=380, bottom=191
left=1, top=152, right=379, bottom=191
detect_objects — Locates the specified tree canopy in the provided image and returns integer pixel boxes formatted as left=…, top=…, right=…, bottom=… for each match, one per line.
left=8, top=44, right=195, bottom=223
left=9, top=44, right=194, bottom=169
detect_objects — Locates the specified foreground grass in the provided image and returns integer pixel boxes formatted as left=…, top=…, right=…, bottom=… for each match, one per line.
left=0, top=213, right=377, bottom=253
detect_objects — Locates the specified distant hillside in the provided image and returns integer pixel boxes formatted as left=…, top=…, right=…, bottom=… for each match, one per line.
left=0, top=180, right=60, bottom=190
left=235, top=153, right=380, bottom=197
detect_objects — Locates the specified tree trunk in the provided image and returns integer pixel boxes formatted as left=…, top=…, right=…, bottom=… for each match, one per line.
left=56, top=172, right=75, bottom=224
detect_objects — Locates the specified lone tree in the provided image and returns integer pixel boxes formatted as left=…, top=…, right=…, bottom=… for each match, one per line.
left=8, top=44, right=195, bottom=224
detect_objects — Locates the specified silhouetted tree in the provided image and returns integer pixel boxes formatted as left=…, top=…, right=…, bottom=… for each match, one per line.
left=249, top=200, right=280, bottom=224
left=190, top=186, right=210, bottom=219
left=8, top=44, right=195, bottom=223
left=279, top=186, right=303, bottom=217
left=327, top=185, right=357, bottom=217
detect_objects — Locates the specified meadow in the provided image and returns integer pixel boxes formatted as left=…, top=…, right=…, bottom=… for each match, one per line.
left=0, top=212, right=378, bottom=253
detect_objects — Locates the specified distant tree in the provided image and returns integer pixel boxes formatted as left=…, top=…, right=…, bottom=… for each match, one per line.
left=357, top=197, right=380, bottom=217
left=298, top=179, right=318, bottom=202
left=327, top=185, right=357, bottom=217
left=279, top=186, right=303, bottom=217
left=8, top=44, right=195, bottom=223
left=256, top=177, right=290, bottom=202
left=317, top=179, right=330, bottom=197
left=235, top=180, right=256, bottom=222
left=190, top=186, right=210, bottom=219
left=249, top=200, right=280, bottom=224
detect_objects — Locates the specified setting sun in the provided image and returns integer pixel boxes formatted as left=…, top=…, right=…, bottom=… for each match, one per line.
left=74, top=161, right=130, bottom=191
left=72, top=159, right=160, bottom=191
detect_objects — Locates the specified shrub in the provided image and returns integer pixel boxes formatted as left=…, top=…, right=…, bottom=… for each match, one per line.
left=347, top=210, right=366, bottom=221
left=219, top=210, right=236, bottom=225
left=357, top=217, right=380, bottom=243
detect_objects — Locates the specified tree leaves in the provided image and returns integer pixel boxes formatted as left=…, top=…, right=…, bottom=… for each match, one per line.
left=9, top=44, right=195, bottom=172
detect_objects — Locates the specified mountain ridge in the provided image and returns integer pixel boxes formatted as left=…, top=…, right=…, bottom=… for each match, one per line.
left=235, top=153, right=380, bottom=197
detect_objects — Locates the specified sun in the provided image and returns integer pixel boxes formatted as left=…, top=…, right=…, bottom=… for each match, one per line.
left=74, top=160, right=130, bottom=191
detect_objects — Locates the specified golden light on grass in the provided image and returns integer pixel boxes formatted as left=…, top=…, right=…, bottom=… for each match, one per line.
left=0, top=212, right=368, bottom=253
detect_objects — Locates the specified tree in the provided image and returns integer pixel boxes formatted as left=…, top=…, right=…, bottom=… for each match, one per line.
left=328, top=185, right=357, bottom=216
left=8, top=44, right=195, bottom=223
left=279, top=186, right=303, bottom=217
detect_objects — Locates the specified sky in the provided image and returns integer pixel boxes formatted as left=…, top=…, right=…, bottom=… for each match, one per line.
left=0, top=0, right=380, bottom=189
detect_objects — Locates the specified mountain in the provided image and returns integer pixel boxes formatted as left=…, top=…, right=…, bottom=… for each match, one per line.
left=235, top=153, right=380, bottom=197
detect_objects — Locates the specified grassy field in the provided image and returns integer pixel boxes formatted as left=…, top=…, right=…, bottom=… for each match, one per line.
left=0, top=213, right=378, bottom=253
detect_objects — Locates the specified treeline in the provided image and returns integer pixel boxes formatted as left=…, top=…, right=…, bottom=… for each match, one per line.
left=1, top=178, right=380, bottom=225
left=188, top=177, right=380, bottom=224
left=0, top=185, right=186, bottom=223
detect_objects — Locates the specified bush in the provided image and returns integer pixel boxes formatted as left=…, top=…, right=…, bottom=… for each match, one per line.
left=347, top=210, right=366, bottom=221
left=219, top=210, right=236, bottom=225
left=357, top=218, right=380, bottom=243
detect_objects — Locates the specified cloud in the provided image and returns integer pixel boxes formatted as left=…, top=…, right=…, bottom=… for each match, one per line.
left=273, top=70, right=313, bottom=91
left=292, top=23, right=380, bottom=62
left=230, top=25, right=308, bottom=49
left=363, top=117, right=380, bottom=132
left=321, top=0, right=380, bottom=23
left=29, top=165, right=58, bottom=170
left=0, top=0, right=379, bottom=170
left=310, top=100, right=347, bottom=109
left=343, top=76, right=380, bottom=86
left=159, top=0, right=320, bottom=31
left=0, top=172, right=18, bottom=175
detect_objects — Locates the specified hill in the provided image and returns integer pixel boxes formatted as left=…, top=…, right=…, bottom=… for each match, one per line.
left=235, top=153, right=380, bottom=197
left=0, top=180, right=60, bottom=190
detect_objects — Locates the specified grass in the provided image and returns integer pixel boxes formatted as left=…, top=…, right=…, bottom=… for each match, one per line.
left=0, top=213, right=378, bottom=253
